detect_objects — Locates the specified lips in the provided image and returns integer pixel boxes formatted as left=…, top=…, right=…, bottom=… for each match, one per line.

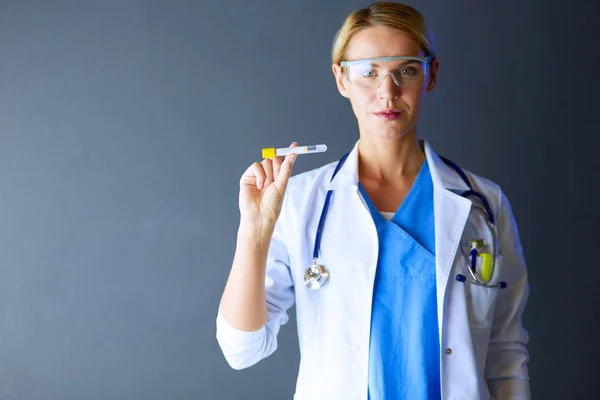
left=374, top=110, right=403, bottom=121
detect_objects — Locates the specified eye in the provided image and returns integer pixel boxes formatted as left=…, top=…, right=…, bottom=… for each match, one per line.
left=399, top=66, right=418, bottom=76
left=362, top=69, right=377, bottom=78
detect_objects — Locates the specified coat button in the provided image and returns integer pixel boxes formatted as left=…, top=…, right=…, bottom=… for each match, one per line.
left=353, top=344, right=360, bottom=351
left=445, top=348, right=452, bottom=355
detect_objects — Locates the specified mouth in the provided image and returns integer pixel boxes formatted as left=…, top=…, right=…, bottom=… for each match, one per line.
left=374, top=109, right=403, bottom=121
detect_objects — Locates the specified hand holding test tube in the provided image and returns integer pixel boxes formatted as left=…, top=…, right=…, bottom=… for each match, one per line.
left=238, top=143, right=299, bottom=232
left=238, top=143, right=329, bottom=233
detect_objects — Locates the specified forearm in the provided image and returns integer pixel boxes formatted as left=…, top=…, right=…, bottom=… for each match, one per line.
left=219, top=221, right=274, bottom=331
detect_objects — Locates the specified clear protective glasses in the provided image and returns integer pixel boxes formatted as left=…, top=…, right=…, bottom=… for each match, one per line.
left=340, top=55, right=432, bottom=90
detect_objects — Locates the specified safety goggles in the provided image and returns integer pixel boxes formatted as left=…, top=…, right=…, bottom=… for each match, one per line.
left=340, top=55, right=431, bottom=89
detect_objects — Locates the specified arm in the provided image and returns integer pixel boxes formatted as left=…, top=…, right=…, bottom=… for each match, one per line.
left=217, top=217, right=295, bottom=370
left=485, top=188, right=531, bottom=399
left=216, top=146, right=298, bottom=370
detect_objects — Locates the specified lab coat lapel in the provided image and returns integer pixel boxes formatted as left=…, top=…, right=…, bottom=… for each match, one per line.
left=423, top=140, right=473, bottom=335
left=328, top=138, right=475, bottom=334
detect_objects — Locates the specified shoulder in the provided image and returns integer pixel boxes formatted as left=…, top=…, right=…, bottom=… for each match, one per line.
left=451, top=164, right=515, bottom=226
left=277, top=159, right=339, bottom=225
left=287, top=160, right=336, bottom=192
left=425, top=139, right=505, bottom=211
left=463, top=168, right=502, bottom=201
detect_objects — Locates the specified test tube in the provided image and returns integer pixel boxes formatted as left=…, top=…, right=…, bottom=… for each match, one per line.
left=262, top=144, right=327, bottom=159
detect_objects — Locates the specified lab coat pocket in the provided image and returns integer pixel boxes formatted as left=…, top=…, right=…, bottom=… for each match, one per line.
left=465, top=255, right=503, bottom=329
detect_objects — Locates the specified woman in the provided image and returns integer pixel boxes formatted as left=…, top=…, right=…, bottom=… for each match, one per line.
left=217, top=2, right=530, bottom=399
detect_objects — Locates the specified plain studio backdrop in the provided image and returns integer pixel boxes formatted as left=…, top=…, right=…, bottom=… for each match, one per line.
left=0, top=0, right=598, bottom=399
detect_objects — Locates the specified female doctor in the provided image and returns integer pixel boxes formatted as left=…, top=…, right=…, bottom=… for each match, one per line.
left=217, top=2, right=530, bottom=399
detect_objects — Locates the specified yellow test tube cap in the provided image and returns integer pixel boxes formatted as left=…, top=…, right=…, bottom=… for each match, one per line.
left=262, top=147, right=276, bottom=159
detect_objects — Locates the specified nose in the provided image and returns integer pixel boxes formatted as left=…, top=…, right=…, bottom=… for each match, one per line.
left=377, top=72, right=401, bottom=100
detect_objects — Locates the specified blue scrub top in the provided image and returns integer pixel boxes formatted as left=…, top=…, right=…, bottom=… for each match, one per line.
left=359, top=159, right=441, bottom=400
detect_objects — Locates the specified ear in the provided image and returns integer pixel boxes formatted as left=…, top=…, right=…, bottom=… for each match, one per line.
left=426, top=58, right=440, bottom=92
left=332, top=63, right=350, bottom=99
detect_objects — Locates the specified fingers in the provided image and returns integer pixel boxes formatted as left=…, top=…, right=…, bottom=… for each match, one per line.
left=273, top=142, right=297, bottom=180
left=242, top=142, right=298, bottom=191
left=272, top=156, right=283, bottom=181
left=241, top=162, right=267, bottom=190
left=275, top=149, right=298, bottom=192
left=261, top=158, right=274, bottom=188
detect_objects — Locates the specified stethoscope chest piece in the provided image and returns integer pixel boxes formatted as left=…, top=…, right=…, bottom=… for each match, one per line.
left=304, top=260, right=330, bottom=290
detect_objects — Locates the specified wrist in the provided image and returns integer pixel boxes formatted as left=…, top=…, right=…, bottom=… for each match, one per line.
left=237, top=218, right=275, bottom=249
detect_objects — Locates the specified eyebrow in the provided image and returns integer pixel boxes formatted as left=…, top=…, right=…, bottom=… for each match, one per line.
left=366, top=60, right=421, bottom=68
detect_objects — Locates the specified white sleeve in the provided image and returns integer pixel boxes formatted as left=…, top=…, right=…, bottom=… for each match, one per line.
left=485, top=188, right=531, bottom=399
left=216, top=215, right=296, bottom=370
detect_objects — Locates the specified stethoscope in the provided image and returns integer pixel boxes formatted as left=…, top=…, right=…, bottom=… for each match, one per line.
left=303, top=152, right=508, bottom=290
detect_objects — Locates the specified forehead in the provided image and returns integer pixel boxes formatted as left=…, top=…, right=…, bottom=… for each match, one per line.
left=344, top=25, right=424, bottom=61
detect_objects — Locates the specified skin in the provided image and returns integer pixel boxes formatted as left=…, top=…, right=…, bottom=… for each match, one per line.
left=219, top=144, right=298, bottom=331
left=219, top=24, right=440, bottom=331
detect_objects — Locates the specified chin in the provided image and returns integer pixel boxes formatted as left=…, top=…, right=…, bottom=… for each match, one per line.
left=357, top=114, right=416, bottom=141
left=367, top=128, right=411, bottom=141
left=372, top=120, right=413, bottom=140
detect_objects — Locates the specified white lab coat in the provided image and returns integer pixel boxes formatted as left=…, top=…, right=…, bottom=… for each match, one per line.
left=216, top=138, right=530, bottom=400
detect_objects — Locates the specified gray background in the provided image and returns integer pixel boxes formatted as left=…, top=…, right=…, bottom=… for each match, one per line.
left=0, top=0, right=598, bottom=399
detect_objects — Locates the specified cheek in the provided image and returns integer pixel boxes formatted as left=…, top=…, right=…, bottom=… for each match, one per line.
left=348, top=91, right=376, bottom=116
left=401, top=88, right=427, bottom=113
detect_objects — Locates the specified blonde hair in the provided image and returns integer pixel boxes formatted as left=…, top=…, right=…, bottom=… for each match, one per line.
left=331, top=2, right=437, bottom=64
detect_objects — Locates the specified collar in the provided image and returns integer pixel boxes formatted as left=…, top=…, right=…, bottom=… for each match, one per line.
left=326, top=138, right=470, bottom=193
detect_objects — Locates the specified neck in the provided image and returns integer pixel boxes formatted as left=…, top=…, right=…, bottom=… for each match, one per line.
left=357, top=131, right=425, bottom=183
